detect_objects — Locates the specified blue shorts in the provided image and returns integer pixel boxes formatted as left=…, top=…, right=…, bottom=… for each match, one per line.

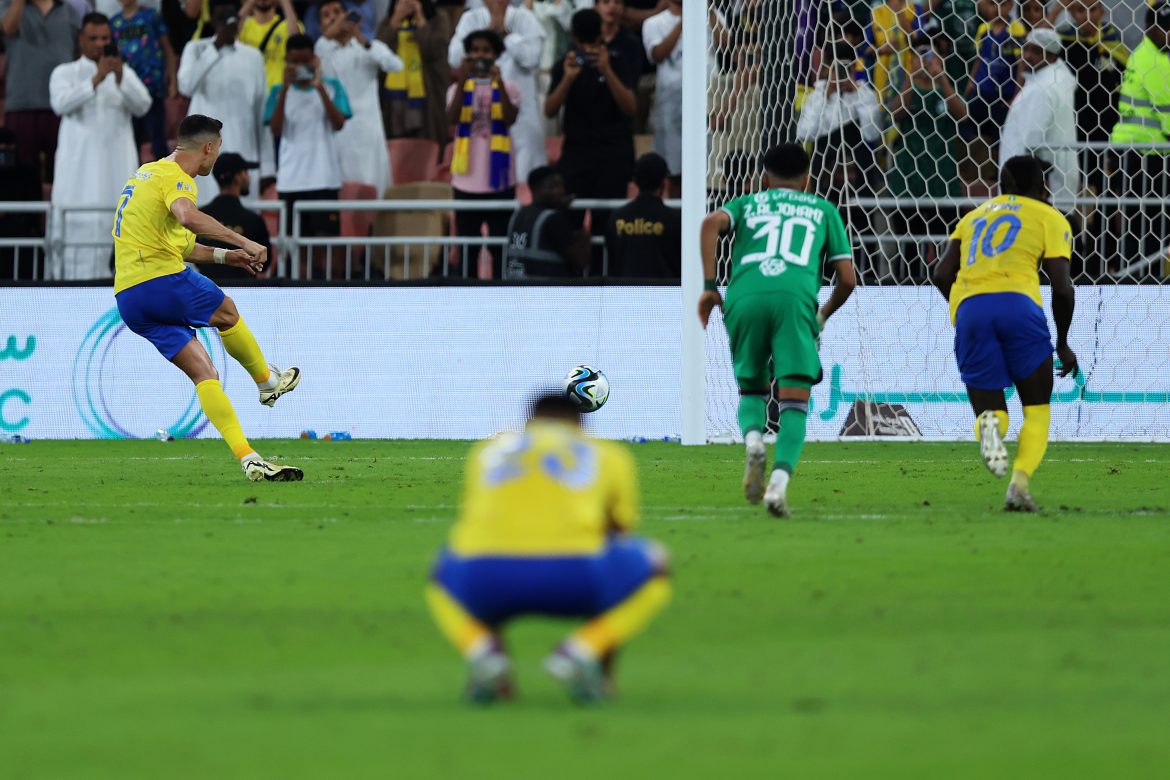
left=115, top=268, right=225, bottom=360
left=954, top=292, right=1052, bottom=390
left=432, top=537, right=665, bottom=626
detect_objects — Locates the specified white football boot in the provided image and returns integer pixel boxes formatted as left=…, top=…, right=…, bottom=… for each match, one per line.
left=244, top=457, right=304, bottom=482
left=743, top=438, right=767, bottom=505
left=763, top=470, right=790, bottom=518
left=1004, top=480, right=1038, bottom=513
left=977, top=410, right=1009, bottom=478
left=260, top=365, right=301, bottom=407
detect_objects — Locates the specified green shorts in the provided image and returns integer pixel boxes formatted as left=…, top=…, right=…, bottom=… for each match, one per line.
left=723, top=292, right=822, bottom=390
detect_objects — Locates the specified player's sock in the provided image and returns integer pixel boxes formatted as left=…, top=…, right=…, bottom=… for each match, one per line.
left=1013, top=404, right=1050, bottom=485
left=745, top=430, right=763, bottom=450
left=218, top=318, right=274, bottom=388
left=974, top=410, right=1010, bottom=441
left=769, top=468, right=790, bottom=494
left=194, top=379, right=257, bottom=460
left=569, top=576, right=671, bottom=659
left=737, top=393, right=767, bottom=438
left=773, top=401, right=809, bottom=474
left=425, top=583, right=493, bottom=660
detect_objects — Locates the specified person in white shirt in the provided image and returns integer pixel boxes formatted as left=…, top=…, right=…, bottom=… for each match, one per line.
left=448, top=0, right=547, bottom=180
left=177, top=2, right=267, bottom=204
left=642, top=0, right=681, bottom=187
left=999, top=27, right=1081, bottom=206
left=49, top=13, right=152, bottom=280
left=316, top=0, right=403, bottom=196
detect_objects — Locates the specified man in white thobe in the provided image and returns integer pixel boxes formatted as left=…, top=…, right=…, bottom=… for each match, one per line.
left=316, top=0, right=402, bottom=196
left=49, top=13, right=152, bottom=280
left=449, top=0, right=547, bottom=180
left=177, top=2, right=267, bottom=204
left=999, top=28, right=1081, bottom=206
left=643, top=0, right=682, bottom=181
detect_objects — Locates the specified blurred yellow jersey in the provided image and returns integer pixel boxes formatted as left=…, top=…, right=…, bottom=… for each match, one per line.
left=449, top=422, right=639, bottom=557
left=948, top=195, right=1072, bottom=323
left=112, top=160, right=198, bottom=294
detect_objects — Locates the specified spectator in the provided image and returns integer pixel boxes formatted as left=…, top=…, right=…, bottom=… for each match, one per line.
left=182, top=0, right=217, bottom=42
left=305, top=0, right=374, bottom=41
left=0, top=0, right=82, bottom=183
left=530, top=0, right=577, bottom=71
left=545, top=5, right=639, bottom=274
left=317, top=0, right=403, bottom=196
left=642, top=0, right=681, bottom=190
left=449, top=0, right=547, bottom=180
left=933, top=0, right=981, bottom=86
left=238, top=0, right=301, bottom=93
left=0, top=128, right=45, bottom=279
left=446, top=29, right=520, bottom=278
left=605, top=152, right=679, bottom=278
left=49, top=12, right=152, bottom=280
left=865, top=0, right=922, bottom=99
left=377, top=0, right=452, bottom=143
left=611, top=0, right=665, bottom=30
left=1020, top=0, right=1045, bottom=32
left=199, top=152, right=271, bottom=281
left=265, top=33, right=352, bottom=277
left=999, top=28, right=1079, bottom=205
left=178, top=1, right=267, bottom=202
left=961, top=0, right=1025, bottom=190
left=504, top=165, right=590, bottom=278
left=111, top=0, right=179, bottom=161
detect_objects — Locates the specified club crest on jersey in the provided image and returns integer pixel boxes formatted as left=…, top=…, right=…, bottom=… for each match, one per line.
left=759, top=258, right=787, bottom=276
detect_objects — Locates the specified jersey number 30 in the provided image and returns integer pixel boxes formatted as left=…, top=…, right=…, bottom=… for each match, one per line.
left=742, top=215, right=815, bottom=276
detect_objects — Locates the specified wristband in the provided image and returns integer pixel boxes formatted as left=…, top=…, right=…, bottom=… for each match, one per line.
left=816, top=312, right=826, bottom=330
left=703, top=280, right=718, bottom=292
left=213, top=248, right=228, bottom=265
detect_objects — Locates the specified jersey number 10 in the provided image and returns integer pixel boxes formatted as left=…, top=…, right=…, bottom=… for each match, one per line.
left=966, top=214, right=1022, bottom=266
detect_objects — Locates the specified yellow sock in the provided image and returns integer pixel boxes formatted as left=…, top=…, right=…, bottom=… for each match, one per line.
left=570, top=577, right=672, bottom=659
left=425, top=583, right=492, bottom=659
left=195, top=379, right=255, bottom=460
left=218, top=318, right=270, bottom=384
left=1013, top=404, right=1050, bottom=484
left=974, top=410, right=1009, bottom=440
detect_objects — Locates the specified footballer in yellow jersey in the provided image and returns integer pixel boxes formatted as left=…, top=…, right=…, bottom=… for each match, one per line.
left=112, top=114, right=303, bottom=482
left=933, top=156, right=1079, bottom=512
left=426, top=394, right=671, bottom=703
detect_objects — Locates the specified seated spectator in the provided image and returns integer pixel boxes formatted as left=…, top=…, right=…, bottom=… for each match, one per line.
left=504, top=166, right=590, bottom=279
left=111, top=0, right=178, bottom=162
left=961, top=0, right=1025, bottom=191
left=642, top=0, right=681, bottom=190
left=265, top=33, right=352, bottom=277
left=605, top=152, right=680, bottom=278
left=199, top=152, right=271, bottom=281
left=378, top=0, right=452, bottom=143
left=545, top=4, right=640, bottom=274
left=317, top=0, right=403, bottom=197
left=446, top=29, right=521, bottom=278
left=0, top=128, right=45, bottom=279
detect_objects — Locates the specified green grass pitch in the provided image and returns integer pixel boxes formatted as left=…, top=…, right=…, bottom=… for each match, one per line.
left=2, top=439, right=1168, bottom=778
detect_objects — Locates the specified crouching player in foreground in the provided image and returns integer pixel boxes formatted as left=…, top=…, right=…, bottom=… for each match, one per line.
left=698, top=143, right=857, bottom=517
left=113, top=114, right=302, bottom=481
left=425, top=394, right=671, bottom=703
left=933, top=155, right=1078, bottom=511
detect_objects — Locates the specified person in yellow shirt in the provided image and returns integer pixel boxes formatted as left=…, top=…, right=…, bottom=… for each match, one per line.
left=425, top=393, right=672, bottom=703
left=112, top=113, right=303, bottom=482
left=932, top=156, right=1079, bottom=512
left=238, top=0, right=303, bottom=91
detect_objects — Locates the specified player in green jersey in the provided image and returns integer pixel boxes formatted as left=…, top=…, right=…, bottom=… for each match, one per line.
left=699, top=143, right=857, bottom=517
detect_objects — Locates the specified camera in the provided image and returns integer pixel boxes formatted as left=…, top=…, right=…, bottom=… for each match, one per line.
left=475, top=58, right=492, bottom=75
left=294, top=64, right=315, bottom=82
left=346, top=10, right=362, bottom=23
left=572, top=49, right=589, bottom=66
left=103, top=42, right=118, bottom=57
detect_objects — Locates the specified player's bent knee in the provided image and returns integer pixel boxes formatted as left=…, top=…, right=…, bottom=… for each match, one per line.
left=213, top=297, right=240, bottom=330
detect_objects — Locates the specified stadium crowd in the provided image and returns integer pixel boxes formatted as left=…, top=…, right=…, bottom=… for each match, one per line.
left=1, top=0, right=1169, bottom=282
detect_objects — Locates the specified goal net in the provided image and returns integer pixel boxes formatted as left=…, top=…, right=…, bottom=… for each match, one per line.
left=693, top=0, right=1170, bottom=442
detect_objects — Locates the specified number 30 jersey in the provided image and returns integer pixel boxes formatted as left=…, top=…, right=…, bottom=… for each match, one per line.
left=448, top=422, right=640, bottom=557
left=720, top=187, right=852, bottom=307
left=947, top=194, right=1072, bottom=323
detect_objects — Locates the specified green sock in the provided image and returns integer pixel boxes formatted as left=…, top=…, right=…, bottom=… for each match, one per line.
left=774, top=406, right=808, bottom=474
left=737, top=394, right=767, bottom=437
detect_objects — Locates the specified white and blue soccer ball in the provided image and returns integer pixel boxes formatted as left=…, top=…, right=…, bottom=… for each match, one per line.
left=564, top=366, right=609, bottom=413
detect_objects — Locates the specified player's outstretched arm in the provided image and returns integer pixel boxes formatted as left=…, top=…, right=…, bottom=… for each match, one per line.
left=1043, top=256, right=1078, bottom=377
left=186, top=244, right=265, bottom=275
left=818, top=258, right=857, bottom=327
left=171, top=198, right=267, bottom=264
left=932, top=239, right=961, bottom=301
left=698, top=211, right=729, bottom=328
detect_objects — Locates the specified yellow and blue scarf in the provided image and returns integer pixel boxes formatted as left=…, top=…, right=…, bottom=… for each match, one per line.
left=383, top=21, right=426, bottom=108
left=451, top=78, right=511, bottom=190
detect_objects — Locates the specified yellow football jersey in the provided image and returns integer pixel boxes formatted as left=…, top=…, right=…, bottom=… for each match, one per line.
left=448, top=422, right=639, bottom=557
left=112, top=160, right=198, bottom=294
left=947, top=195, right=1072, bottom=323
left=239, top=16, right=304, bottom=92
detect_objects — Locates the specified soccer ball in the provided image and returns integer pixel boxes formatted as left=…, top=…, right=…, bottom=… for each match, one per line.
left=564, top=366, right=609, bottom=413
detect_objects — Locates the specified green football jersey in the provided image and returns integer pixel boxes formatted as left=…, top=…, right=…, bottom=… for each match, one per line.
left=720, top=188, right=852, bottom=305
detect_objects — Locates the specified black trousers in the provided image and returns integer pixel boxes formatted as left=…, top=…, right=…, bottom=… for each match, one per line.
left=1108, top=151, right=1170, bottom=281
left=558, top=144, right=635, bottom=276
left=453, top=186, right=516, bottom=279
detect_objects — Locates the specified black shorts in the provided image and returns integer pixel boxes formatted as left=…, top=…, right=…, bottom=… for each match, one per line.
left=279, top=188, right=340, bottom=238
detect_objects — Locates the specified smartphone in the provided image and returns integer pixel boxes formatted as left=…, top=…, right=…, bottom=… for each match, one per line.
left=346, top=10, right=362, bottom=23
left=572, top=49, right=589, bottom=66
left=103, top=42, right=118, bottom=57
left=475, top=58, right=491, bottom=74
left=294, top=64, right=315, bottom=82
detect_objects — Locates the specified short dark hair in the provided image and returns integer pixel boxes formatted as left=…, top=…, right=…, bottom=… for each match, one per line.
left=177, top=114, right=223, bottom=146
left=762, top=143, right=811, bottom=181
left=319, top=0, right=344, bottom=11
left=530, top=392, right=582, bottom=424
left=1000, top=155, right=1049, bottom=199
left=463, top=29, right=506, bottom=57
left=80, top=12, right=110, bottom=28
left=571, top=8, right=602, bottom=44
left=633, top=153, right=669, bottom=193
left=527, top=165, right=560, bottom=192
left=286, top=33, right=314, bottom=52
